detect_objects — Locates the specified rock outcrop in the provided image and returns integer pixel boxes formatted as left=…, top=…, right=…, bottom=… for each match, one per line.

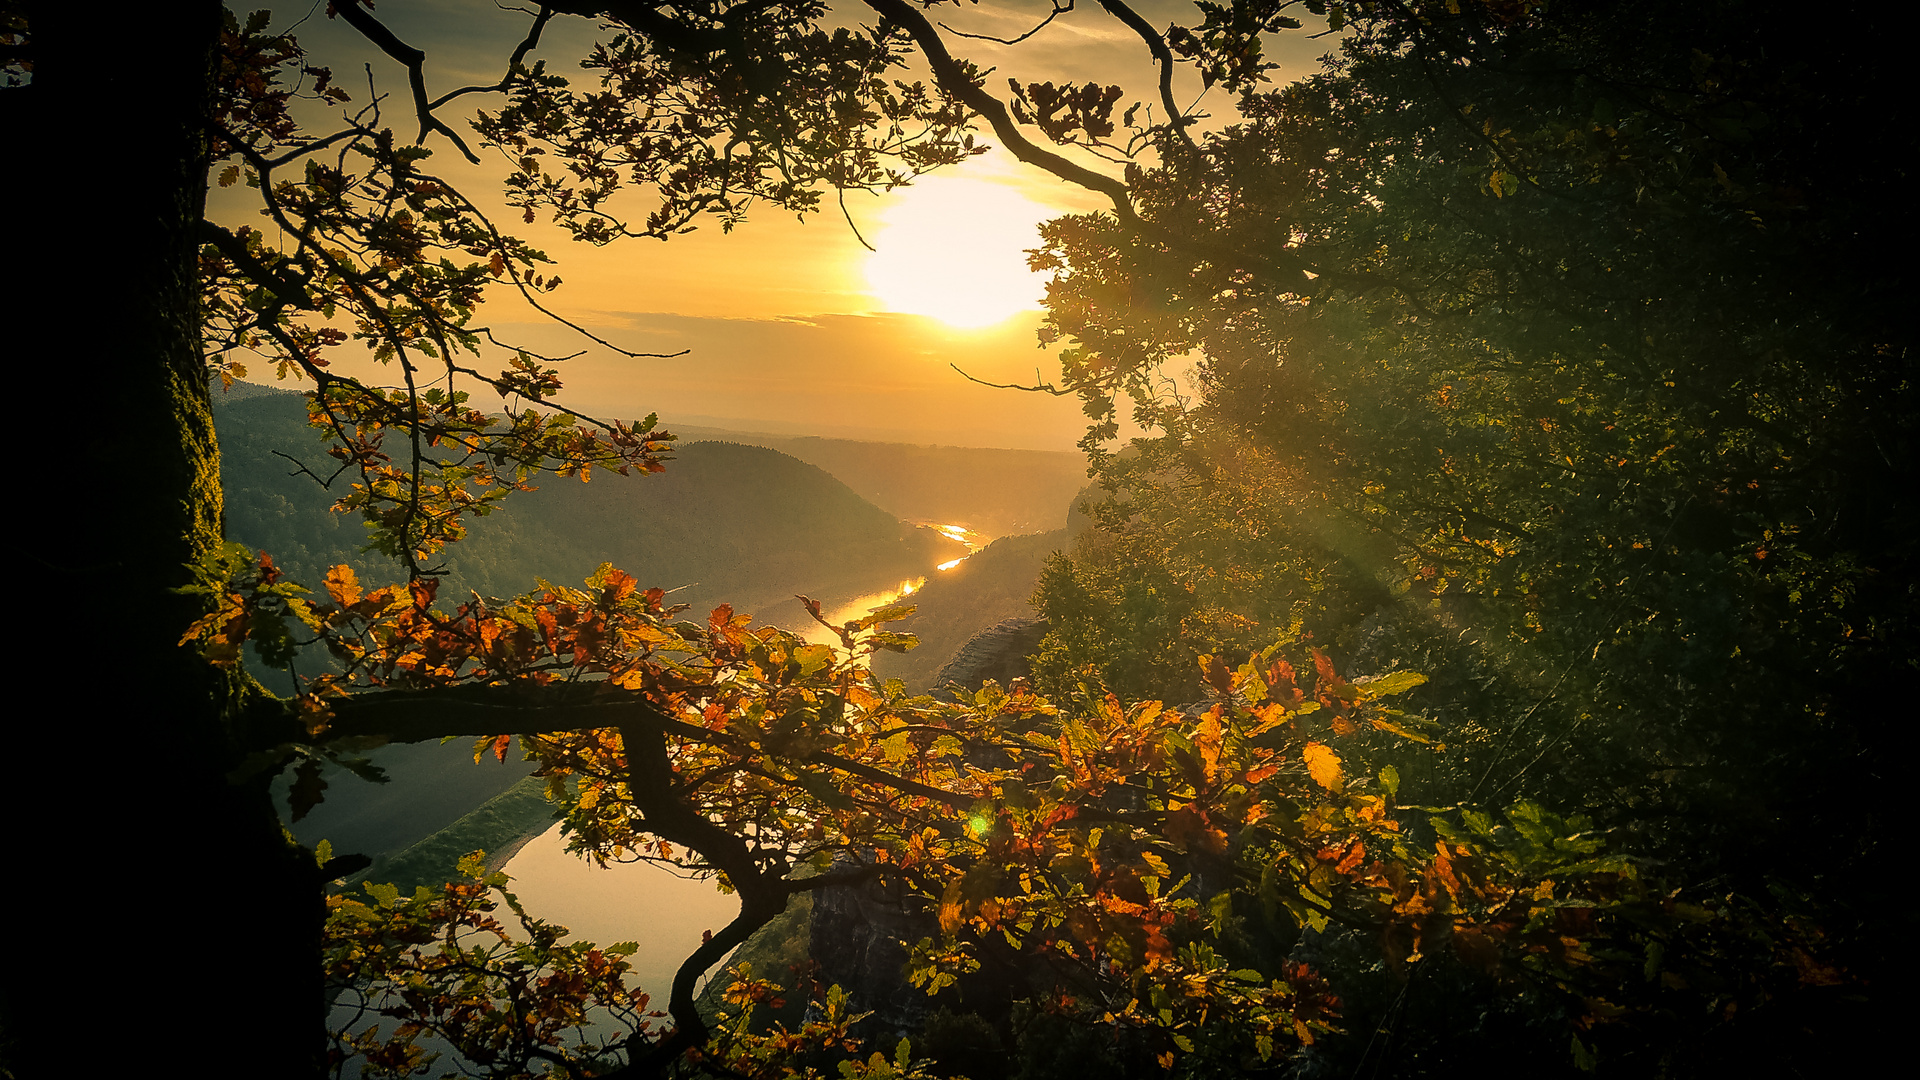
left=928, top=617, right=1049, bottom=701
left=807, top=870, right=939, bottom=1040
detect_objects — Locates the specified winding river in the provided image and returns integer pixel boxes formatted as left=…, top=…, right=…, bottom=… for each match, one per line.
left=492, top=520, right=988, bottom=1002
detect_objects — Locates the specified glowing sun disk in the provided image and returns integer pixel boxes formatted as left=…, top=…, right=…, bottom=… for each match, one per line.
left=864, top=177, right=1054, bottom=327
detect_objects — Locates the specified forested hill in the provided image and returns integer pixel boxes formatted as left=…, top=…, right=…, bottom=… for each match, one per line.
left=215, top=386, right=967, bottom=619
left=670, top=426, right=1087, bottom=539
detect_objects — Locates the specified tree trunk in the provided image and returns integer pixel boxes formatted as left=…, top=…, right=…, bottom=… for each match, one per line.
left=5, top=3, right=320, bottom=1075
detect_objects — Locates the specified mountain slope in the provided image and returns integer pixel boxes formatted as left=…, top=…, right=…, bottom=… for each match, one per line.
left=871, top=529, right=1068, bottom=692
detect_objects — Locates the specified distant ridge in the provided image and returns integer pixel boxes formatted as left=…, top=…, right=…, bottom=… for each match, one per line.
left=213, top=384, right=1089, bottom=541
left=213, top=390, right=966, bottom=617
left=214, top=378, right=302, bottom=402
left=674, top=428, right=1086, bottom=540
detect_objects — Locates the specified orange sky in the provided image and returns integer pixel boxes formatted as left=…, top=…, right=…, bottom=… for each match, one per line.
left=215, top=1, right=1335, bottom=449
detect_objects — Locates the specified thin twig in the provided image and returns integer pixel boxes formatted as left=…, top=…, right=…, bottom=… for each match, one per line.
left=949, top=362, right=1072, bottom=396
left=838, top=188, right=876, bottom=252
left=1095, top=0, right=1198, bottom=151
left=938, top=1, right=1072, bottom=46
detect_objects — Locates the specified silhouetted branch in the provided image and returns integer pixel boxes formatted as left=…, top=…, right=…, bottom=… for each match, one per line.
left=1094, top=0, right=1197, bottom=150
left=950, top=362, right=1070, bottom=396
left=331, top=0, right=481, bottom=162
left=428, top=3, right=556, bottom=108
left=940, top=0, right=1072, bottom=46
left=198, top=220, right=314, bottom=309
left=319, top=684, right=975, bottom=809
left=269, top=448, right=350, bottom=489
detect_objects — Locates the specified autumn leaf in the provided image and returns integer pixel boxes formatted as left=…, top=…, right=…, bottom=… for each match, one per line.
left=1199, top=653, right=1235, bottom=698
left=1194, top=709, right=1223, bottom=783
left=324, top=564, right=362, bottom=606
left=1303, top=742, right=1344, bottom=791
left=938, top=879, right=966, bottom=933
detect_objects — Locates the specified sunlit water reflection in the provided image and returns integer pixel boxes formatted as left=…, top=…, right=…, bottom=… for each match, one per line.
left=792, top=522, right=988, bottom=647
left=498, top=823, right=741, bottom=1004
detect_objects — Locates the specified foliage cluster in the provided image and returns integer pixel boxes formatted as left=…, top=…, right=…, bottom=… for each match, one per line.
left=6, top=1, right=1890, bottom=1077
left=1022, top=0, right=1904, bottom=1069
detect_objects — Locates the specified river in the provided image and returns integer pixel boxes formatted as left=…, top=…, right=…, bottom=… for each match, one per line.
left=497, top=824, right=740, bottom=1005
left=491, top=519, right=989, bottom=1002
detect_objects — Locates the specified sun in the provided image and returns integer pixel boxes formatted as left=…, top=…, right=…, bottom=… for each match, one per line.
left=862, top=175, right=1057, bottom=328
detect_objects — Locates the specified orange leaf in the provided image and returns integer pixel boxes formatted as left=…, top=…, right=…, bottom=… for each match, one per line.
left=1199, top=653, right=1235, bottom=698
left=938, top=879, right=966, bottom=933
left=1303, top=742, right=1344, bottom=791
left=1194, top=709, right=1223, bottom=782
left=323, top=564, right=362, bottom=607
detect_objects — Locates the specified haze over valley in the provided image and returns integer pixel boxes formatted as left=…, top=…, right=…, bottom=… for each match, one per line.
left=219, top=381, right=1087, bottom=1001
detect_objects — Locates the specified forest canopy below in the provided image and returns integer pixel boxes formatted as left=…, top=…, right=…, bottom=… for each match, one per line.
left=2, top=1, right=1906, bottom=1078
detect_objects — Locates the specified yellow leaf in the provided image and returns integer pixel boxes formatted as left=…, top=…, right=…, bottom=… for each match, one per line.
left=1195, top=708, right=1223, bottom=780
left=938, top=879, right=966, bottom=933
left=324, top=564, right=362, bottom=607
left=1303, top=742, right=1344, bottom=791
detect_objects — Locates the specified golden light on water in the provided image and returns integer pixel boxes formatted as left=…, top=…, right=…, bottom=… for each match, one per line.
left=864, top=176, right=1055, bottom=328
left=831, top=577, right=924, bottom=620
left=919, top=521, right=984, bottom=550
left=796, top=578, right=927, bottom=648
left=792, top=523, right=989, bottom=648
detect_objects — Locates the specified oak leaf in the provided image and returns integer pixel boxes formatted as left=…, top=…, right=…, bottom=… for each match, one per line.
left=1303, top=742, right=1344, bottom=791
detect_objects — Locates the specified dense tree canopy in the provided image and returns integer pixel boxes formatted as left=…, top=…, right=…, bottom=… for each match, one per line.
left=2, top=1, right=1897, bottom=1078
left=1025, top=0, right=1905, bottom=1070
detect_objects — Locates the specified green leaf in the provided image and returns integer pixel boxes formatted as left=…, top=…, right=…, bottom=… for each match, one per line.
left=793, top=642, right=836, bottom=677
left=1356, top=670, right=1427, bottom=698
left=793, top=770, right=856, bottom=810
left=1571, top=1033, right=1597, bottom=1071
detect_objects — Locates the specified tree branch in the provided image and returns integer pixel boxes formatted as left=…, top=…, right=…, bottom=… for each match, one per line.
left=428, top=3, right=557, bottom=109
left=601, top=721, right=777, bottom=1075
left=862, top=0, right=1135, bottom=219
left=950, top=362, right=1070, bottom=396
left=331, top=0, right=481, bottom=162
left=319, top=683, right=976, bottom=809
left=197, top=220, right=315, bottom=309
left=1093, top=0, right=1197, bottom=151
left=862, top=0, right=1317, bottom=292
left=940, top=1, right=1071, bottom=47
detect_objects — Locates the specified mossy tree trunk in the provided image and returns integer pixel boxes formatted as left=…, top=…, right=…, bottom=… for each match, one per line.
left=5, top=3, right=321, bottom=1075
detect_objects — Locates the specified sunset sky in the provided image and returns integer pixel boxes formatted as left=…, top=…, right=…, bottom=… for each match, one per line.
left=217, top=1, right=1334, bottom=449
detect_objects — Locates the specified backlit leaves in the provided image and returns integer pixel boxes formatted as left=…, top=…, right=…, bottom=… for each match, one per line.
left=1302, top=742, right=1343, bottom=791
